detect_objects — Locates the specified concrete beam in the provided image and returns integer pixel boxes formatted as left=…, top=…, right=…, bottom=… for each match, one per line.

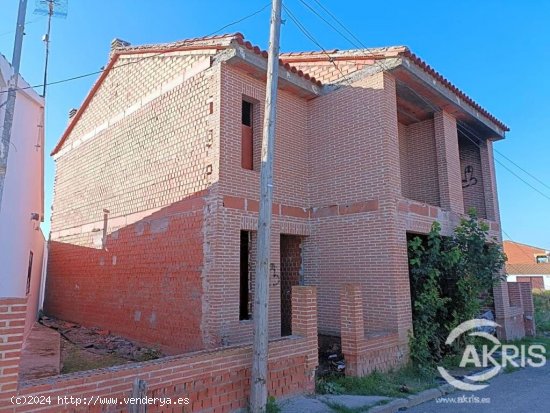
left=215, top=46, right=322, bottom=98
left=397, top=56, right=506, bottom=138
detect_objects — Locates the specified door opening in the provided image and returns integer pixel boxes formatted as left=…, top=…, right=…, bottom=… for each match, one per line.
left=280, top=235, right=303, bottom=336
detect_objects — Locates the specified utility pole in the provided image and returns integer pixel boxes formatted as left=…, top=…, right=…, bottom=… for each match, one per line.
left=35, top=0, right=68, bottom=98
left=0, top=0, right=28, bottom=210
left=42, top=0, right=54, bottom=98
left=250, top=0, right=282, bottom=412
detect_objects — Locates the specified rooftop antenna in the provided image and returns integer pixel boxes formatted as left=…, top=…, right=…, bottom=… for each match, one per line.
left=34, top=0, right=68, bottom=98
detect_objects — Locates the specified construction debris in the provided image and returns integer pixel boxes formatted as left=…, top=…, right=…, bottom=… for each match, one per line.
left=40, top=316, right=163, bottom=362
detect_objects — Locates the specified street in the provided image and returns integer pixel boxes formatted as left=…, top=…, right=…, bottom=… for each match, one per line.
left=407, top=363, right=550, bottom=412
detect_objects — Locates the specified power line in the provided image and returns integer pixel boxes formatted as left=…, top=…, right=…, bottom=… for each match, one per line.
left=390, top=73, right=550, bottom=201
left=501, top=229, right=540, bottom=263
left=284, top=2, right=398, bottom=153
left=0, top=17, right=44, bottom=38
left=457, top=123, right=550, bottom=202
left=458, top=120, right=550, bottom=192
left=0, top=2, right=270, bottom=95
left=389, top=74, right=550, bottom=201
left=288, top=0, right=550, bottom=268
left=299, top=0, right=550, bottom=203
left=295, top=0, right=361, bottom=49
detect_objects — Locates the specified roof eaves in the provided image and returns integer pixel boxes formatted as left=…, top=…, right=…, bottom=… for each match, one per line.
left=51, top=54, right=120, bottom=156
left=52, top=33, right=324, bottom=157
left=398, top=49, right=509, bottom=132
left=233, top=36, right=322, bottom=87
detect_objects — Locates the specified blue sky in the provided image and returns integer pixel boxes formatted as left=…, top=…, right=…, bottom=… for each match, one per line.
left=1, top=0, right=549, bottom=248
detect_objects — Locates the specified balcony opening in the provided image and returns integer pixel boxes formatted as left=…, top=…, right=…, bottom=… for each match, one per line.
left=241, top=100, right=254, bottom=170
left=398, top=116, right=440, bottom=206
left=458, top=132, right=486, bottom=218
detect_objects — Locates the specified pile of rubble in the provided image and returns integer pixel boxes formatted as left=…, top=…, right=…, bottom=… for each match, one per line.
left=40, top=316, right=163, bottom=362
left=318, top=336, right=346, bottom=376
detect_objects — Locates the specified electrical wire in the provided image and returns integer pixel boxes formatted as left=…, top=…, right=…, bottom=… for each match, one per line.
left=0, top=2, right=270, bottom=94
left=501, top=229, right=542, bottom=263
left=290, top=0, right=550, bottom=254
left=458, top=119, right=550, bottom=192
left=294, top=0, right=550, bottom=204
left=0, top=17, right=44, bottom=38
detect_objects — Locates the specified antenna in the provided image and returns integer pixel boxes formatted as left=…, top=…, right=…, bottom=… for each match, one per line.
left=34, top=0, right=68, bottom=98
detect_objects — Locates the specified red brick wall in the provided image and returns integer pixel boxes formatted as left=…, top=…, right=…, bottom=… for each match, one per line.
left=280, top=235, right=303, bottom=336
left=518, top=282, right=536, bottom=336
left=46, top=43, right=515, bottom=363
left=458, top=133, right=487, bottom=218
left=434, top=111, right=464, bottom=215
left=201, top=63, right=311, bottom=347
left=47, top=57, right=218, bottom=353
left=504, top=241, right=547, bottom=264
left=0, top=287, right=318, bottom=413
left=305, top=72, right=412, bottom=345
left=398, top=119, right=440, bottom=207
left=46, top=196, right=206, bottom=353
left=0, top=298, right=27, bottom=396
left=340, top=285, right=406, bottom=376
left=517, top=276, right=544, bottom=290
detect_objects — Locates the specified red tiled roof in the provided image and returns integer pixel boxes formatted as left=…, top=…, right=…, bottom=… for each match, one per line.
left=52, top=34, right=509, bottom=156
left=281, top=47, right=509, bottom=131
left=51, top=33, right=321, bottom=156
left=507, top=263, right=550, bottom=275
left=503, top=241, right=549, bottom=265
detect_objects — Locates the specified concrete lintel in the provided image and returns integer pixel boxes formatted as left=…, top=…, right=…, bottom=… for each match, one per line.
left=396, top=56, right=506, bottom=138
left=215, top=46, right=322, bottom=98
left=321, top=57, right=401, bottom=95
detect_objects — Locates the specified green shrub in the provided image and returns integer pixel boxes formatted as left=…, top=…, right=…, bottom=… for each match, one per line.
left=407, top=210, right=506, bottom=368
left=533, top=291, right=550, bottom=332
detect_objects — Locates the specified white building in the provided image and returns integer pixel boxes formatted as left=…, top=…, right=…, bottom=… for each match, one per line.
left=0, top=53, right=45, bottom=338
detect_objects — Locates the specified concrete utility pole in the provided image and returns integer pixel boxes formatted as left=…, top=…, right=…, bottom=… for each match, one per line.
left=0, top=0, right=28, bottom=210
left=250, top=0, right=282, bottom=412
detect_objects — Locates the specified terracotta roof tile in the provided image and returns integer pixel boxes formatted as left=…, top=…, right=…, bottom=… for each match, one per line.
left=52, top=34, right=509, bottom=156
left=504, top=241, right=549, bottom=264
left=281, top=46, right=508, bottom=131
left=51, top=33, right=321, bottom=156
left=507, top=263, right=550, bottom=275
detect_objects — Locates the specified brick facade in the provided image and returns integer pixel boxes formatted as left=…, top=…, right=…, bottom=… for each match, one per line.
left=0, top=287, right=318, bottom=413
left=507, top=281, right=536, bottom=337
left=340, top=285, right=406, bottom=376
left=0, top=298, right=27, bottom=397
left=46, top=34, right=517, bottom=376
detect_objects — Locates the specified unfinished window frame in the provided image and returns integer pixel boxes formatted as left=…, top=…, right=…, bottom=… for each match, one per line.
left=239, top=230, right=252, bottom=321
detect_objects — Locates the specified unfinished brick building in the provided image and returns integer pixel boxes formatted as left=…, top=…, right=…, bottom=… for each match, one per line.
left=46, top=33, right=518, bottom=370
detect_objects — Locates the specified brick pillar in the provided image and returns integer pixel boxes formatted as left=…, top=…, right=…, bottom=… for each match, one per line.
left=479, top=140, right=500, bottom=222
left=507, top=282, right=522, bottom=307
left=519, top=283, right=536, bottom=337
left=340, top=284, right=365, bottom=377
left=494, top=280, right=513, bottom=340
left=291, top=286, right=318, bottom=391
left=434, top=111, right=464, bottom=214
left=0, top=298, right=27, bottom=407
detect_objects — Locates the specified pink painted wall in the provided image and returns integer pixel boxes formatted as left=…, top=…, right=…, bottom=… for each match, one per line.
left=0, top=56, right=45, bottom=337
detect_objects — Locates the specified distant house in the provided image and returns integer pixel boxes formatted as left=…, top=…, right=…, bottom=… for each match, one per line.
left=504, top=240, right=550, bottom=290
left=46, top=32, right=523, bottom=368
left=0, top=53, right=46, bottom=339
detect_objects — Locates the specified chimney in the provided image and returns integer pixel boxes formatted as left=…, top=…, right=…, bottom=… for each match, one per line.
left=68, top=108, right=78, bottom=119
left=110, top=38, right=131, bottom=52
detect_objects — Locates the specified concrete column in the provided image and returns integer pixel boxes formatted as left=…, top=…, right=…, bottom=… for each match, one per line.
left=434, top=111, right=464, bottom=214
